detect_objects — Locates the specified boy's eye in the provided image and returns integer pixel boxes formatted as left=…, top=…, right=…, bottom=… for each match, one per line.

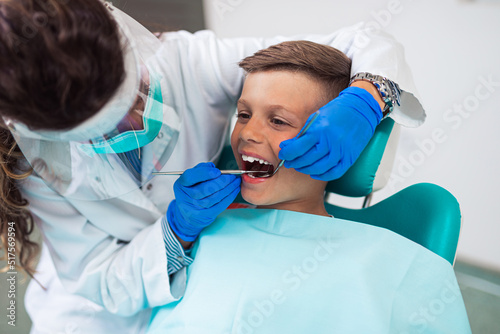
left=271, top=118, right=288, bottom=126
left=236, top=111, right=251, bottom=120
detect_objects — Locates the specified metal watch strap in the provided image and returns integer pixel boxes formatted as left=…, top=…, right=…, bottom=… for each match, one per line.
left=349, top=72, right=402, bottom=118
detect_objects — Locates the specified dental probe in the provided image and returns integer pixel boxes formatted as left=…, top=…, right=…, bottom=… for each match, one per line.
left=152, top=170, right=266, bottom=176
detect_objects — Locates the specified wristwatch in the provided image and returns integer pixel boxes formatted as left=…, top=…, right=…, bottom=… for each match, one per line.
left=349, top=72, right=401, bottom=118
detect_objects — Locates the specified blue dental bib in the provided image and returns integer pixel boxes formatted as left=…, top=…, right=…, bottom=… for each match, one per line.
left=148, top=209, right=471, bottom=334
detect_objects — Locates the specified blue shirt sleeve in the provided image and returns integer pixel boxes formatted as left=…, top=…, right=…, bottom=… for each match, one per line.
left=161, top=215, right=194, bottom=275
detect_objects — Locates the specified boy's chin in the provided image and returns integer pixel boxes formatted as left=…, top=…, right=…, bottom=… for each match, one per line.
left=241, top=191, right=274, bottom=207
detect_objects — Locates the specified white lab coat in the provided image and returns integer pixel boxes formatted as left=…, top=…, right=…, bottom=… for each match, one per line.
left=22, top=24, right=425, bottom=333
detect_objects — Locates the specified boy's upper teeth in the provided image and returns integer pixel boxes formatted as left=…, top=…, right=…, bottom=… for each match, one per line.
left=242, top=154, right=271, bottom=165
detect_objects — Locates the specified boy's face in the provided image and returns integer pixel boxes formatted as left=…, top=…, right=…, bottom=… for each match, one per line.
left=231, top=70, right=328, bottom=215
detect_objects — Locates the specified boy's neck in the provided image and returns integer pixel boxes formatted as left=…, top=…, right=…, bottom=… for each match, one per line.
left=257, top=200, right=330, bottom=217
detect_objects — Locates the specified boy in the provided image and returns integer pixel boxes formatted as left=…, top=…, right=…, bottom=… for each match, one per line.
left=148, top=41, right=471, bottom=333
left=231, top=40, right=350, bottom=217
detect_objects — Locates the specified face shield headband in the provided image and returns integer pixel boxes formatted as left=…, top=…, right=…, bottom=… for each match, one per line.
left=78, top=70, right=164, bottom=157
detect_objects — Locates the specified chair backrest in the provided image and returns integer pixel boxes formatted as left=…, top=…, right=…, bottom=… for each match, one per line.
left=216, top=118, right=462, bottom=265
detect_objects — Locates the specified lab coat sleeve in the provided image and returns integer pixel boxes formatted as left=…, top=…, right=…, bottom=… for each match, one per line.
left=158, top=23, right=425, bottom=128
left=20, top=175, right=185, bottom=316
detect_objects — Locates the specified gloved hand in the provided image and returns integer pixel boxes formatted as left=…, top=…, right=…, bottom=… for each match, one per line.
left=279, top=86, right=383, bottom=181
left=167, top=162, right=241, bottom=242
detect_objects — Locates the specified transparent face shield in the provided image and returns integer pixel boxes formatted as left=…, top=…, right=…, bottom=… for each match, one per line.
left=5, top=4, right=181, bottom=200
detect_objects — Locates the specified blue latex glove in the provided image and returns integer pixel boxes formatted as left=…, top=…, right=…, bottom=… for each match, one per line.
left=167, top=162, right=241, bottom=242
left=279, top=86, right=383, bottom=181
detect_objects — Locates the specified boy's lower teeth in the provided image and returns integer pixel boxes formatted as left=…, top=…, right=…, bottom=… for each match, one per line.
left=244, top=162, right=274, bottom=179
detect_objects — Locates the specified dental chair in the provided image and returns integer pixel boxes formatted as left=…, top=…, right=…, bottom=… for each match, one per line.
left=216, top=118, right=462, bottom=265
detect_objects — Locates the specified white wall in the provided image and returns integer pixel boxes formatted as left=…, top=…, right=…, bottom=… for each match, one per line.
left=203, top=0, right=500, bottom=271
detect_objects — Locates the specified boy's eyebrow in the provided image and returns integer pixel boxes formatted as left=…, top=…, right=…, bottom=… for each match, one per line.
left=238, top=99, right=291, bottom=113
left=267, top=104, right=290, bottom=112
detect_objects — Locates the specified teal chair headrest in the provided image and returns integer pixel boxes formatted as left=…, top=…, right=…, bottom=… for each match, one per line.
left=326, top=117, right=395, bottom=197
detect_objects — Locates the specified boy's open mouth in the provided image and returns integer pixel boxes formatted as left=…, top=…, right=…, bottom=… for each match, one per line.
left=241, top=154, right=274, bottom=178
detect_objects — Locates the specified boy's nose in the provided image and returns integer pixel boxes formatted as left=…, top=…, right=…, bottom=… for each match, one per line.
left=239, top=118, right=264, bottom=144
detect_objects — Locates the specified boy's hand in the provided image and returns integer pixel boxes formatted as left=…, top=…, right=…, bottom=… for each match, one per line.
left=167, top=162, right=241, bottom=242
left=278, top=86, right=382, bottom=181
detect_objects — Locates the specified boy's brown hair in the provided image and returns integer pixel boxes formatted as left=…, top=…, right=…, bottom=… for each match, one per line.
left=239, top=40, right=352, bottom=102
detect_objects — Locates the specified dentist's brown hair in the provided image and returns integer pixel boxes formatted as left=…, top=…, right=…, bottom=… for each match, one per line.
left=0, top=0, right=125, bottom=277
